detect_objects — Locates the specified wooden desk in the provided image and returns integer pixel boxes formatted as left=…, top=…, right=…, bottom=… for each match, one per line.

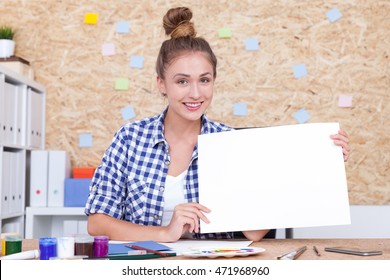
left=22, top=238, right=389, bottom=260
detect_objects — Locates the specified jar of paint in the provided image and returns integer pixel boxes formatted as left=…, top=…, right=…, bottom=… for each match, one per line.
left=5, top=235, right=22, bottom=255
left=74, top=235, right=94, bottom=258
left=57, top=237, right=75, bottom=258
left=39, top=237, right=57, bottom=260
left=93, top=235, right=109, bottom=257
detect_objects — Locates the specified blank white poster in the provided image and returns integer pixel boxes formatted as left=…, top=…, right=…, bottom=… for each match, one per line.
left=198, top=123, right=350, bottom=234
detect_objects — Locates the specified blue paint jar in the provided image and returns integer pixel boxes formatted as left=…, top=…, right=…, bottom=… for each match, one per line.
left=39, top=237, right=57, bottom=260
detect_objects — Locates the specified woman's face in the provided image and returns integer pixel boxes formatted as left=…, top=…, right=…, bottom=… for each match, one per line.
left=157, top=51, right=214, bottom=122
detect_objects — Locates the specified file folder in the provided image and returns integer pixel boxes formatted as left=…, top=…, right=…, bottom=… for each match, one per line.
left=47, top=150, right=71, bottom=207
left=30, top=150, right=49, bottom=207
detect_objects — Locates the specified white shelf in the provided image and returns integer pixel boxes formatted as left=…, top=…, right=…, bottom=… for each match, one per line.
left=25, top=207, right=88, bottom=239
left=1, top=65, right=46, bottom=237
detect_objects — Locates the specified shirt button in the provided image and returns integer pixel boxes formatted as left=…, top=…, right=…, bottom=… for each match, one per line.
left=165, top=160, right=170, bottom=166
left=159, top=187, right=164, bottom=192
left=154, top=215, right=159, bottom=220
left=92, top=186, right=97, bottom=192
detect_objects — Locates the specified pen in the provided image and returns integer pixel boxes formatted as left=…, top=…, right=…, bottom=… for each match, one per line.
left=313, top=246, right=321, bottom=256
left=125, top=244, right=170, bottom=257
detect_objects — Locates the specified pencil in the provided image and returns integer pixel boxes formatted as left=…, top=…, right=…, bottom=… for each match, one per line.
left=313, top=246, right=321, bottom=256
left=125, top=244, right=170, bottom=257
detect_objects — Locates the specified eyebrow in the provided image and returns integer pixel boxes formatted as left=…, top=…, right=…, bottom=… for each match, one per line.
left=173, top=72, right=212, bottom=78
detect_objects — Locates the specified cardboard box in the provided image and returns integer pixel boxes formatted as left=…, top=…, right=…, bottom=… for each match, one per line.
left=0, top=56, right=34, bottom=80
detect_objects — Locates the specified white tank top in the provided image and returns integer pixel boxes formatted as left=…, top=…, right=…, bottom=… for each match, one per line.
left=161, top=170, right=187, bottom=227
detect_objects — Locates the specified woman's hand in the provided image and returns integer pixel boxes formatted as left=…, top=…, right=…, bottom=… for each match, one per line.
left=330, top=129, right=350, bottom=161
left=163, top=202, right=211, bottom=242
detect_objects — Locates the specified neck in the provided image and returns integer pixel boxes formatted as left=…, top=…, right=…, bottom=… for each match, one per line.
left=164, top=110, right=202, bottom=139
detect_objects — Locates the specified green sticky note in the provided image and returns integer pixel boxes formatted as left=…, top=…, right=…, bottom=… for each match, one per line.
left=115, top=78, right=129, bottom=90
left=218, top=28, right=232, bottom=38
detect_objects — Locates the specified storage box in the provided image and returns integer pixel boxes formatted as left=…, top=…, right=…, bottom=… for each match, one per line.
left=0, top=56, right=34, bottom=80
left=73, top=167, right=95, bottom=178
left=64, top=179, right=92, bottom=207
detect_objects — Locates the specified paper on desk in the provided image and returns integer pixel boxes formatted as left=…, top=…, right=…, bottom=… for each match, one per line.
left=198, top=123, right=350, bottom=234
left=160, top=240, right=253, bottom=255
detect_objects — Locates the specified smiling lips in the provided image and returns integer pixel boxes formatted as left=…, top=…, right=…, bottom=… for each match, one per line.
left=184, top=102, right=202, bottom=111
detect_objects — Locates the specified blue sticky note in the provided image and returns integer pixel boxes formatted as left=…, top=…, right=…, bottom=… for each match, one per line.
left=233, top=102, right=248, bottom=116
left=129, top=55, right=144, bottom=69
left=326, top=8, right=342, bottom=23
left=116, top=21, right=130, bottom=33
left=245, top=38, right=259, bottom=51
left=79, top=133, right=93, bottom=147
left=293, top=64, right=307, bottom=78
left=294, top=108, right=311, bottom=124
left=121, top=105, right=136, bottom=120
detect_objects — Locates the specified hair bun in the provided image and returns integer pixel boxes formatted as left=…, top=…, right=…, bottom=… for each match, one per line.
left=163, top=7, right=196, bottom=38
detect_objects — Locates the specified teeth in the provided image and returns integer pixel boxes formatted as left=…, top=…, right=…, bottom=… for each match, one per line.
left=185, top=103, right=201, bottom=107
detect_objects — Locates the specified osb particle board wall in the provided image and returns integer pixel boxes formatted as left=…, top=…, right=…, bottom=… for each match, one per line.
left=1, top=0, right=389, bottom=204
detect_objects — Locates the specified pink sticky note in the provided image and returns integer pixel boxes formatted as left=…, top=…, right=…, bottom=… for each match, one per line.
left=338, top=95, right=352, bottom=107
left=102, top=43, right=115, bottom=56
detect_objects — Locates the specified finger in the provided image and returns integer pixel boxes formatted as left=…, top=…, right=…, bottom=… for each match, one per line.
left=330, top=133, right=349, bottom=144
left=338, top=129, right=348, bottom=137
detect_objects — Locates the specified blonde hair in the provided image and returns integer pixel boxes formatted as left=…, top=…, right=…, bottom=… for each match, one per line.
left=156, top=7, right=217, bottom=79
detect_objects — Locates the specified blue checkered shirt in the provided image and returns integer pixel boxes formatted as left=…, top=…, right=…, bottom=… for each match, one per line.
left=85, top=108, right=237, bottom=239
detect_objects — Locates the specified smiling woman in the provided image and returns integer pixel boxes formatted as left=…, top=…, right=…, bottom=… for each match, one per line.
left=84, top=6, right=349, bottom=243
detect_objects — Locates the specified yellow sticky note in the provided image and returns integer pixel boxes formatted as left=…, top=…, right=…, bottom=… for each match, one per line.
left=84, top=13, right=99, bottom=25
left=218, top=28, right=232, bottom=38
left=115, top=78, right=129, bottom=90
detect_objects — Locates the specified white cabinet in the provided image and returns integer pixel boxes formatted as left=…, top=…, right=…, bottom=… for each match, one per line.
left=0, top=65, right=46, bottom=237
left=25, top=207, right=88, bottom=238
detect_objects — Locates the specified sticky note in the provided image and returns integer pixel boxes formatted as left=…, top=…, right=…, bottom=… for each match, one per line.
left=326, top=8, right=343, bottom=23
left=79, top=133, right=93, bottom=147
left=233, top=103, right=248, bottom=116
left=129, top=56, right=144, bottom=69
left=121, top=105, right=136, bottom=120
left=218, top=28, right=232, bottom=38
left=294, top=108, right=311, bottom=124
left=338, top=95, right=352, bottom=107
left=293, top=64, right=307, bottom=78
left=245, top=38, right=259, bottom=51
left=116, top=21, right=130, bottom=34
left=115, top=78, right=129, bottom=90
left=101, top=43, right=115, bottom=56
left=84, top=13, right=99, bottom=25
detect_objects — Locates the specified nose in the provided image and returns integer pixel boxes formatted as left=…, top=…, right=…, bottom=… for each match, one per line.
left=189, top=82, right=201, bottom=99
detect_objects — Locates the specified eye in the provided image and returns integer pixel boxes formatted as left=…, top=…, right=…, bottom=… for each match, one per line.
left=201, top=77, right=211, bottom=83
left=177, top=79, right=188, bottom=85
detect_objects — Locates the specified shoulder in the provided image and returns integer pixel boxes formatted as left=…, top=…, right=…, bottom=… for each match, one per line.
left=201, top=115, right=234, bottom=134
left=115, top=112, right=163, bottom=141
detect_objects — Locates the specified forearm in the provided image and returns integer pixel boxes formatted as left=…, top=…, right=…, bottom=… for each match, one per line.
left=87, top=213, right=169, bottom=242
left=242, top=229, right=270, bottom=241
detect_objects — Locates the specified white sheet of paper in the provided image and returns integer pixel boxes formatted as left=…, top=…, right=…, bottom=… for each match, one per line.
left=160, top=240, right=253, bottom=255
left=198, top=123, right=350, bottom=234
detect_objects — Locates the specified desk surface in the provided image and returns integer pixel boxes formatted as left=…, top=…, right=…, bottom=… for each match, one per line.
left=22, top=238, right=390, bottom=260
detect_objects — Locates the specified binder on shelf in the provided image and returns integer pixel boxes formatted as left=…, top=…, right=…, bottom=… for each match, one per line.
left=15, top=85, right=27, bottom=146
left=4, top=82, right=18, bottom=145
left=30, top=150, right=49, bottom=207
left=47, top=150, right=71, bottom=207
left=13, top=151, right=25, bottom=214
left=27, top=88, right=44, bottom=149
left=0, top=73, right=5, bottom=144
left=1, top=151, right=11, bottom=217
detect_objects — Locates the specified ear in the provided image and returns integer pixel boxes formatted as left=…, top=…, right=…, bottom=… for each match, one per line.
left=156, top=76, right=166, bottom=94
